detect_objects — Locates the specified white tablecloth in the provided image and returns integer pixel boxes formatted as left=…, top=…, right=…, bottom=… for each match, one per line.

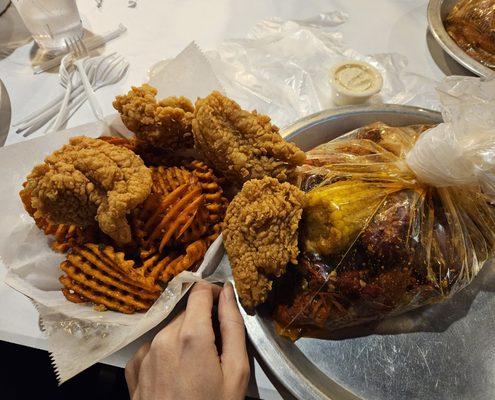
left=0, top=0, right=454, bottom=398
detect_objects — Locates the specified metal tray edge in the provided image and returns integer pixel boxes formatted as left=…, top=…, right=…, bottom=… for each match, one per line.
left=427, top=0, right=494, bottom=79
left=241, top=105, right=443, bottom=400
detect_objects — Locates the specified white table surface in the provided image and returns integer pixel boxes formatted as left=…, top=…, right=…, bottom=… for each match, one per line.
left=0, top=0, right=461, bottom=398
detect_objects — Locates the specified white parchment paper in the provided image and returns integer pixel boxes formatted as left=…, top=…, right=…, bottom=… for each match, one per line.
left=0, top=43, right=226, bottom=383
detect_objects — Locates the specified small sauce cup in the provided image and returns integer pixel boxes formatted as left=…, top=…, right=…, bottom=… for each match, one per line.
left=330, top=61, right=383, bottom=106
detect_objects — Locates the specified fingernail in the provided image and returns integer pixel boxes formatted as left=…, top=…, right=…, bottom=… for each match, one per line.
left=223, top=281, right=233, bottom=301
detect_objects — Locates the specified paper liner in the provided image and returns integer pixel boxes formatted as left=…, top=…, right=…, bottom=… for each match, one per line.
left=1, top=42, right=226, bottom=383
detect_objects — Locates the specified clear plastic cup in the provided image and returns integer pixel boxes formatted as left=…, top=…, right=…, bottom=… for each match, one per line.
left=12, top=0, right=83, bottom=54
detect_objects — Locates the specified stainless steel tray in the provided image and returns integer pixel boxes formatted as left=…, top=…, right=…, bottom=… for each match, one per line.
left=427, top=0, right=494, bottom=79
left=239, top=104, right=495, bottom=400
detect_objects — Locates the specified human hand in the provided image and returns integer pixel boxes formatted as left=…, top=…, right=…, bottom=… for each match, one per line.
left=125, top=281, right=250, bottom=400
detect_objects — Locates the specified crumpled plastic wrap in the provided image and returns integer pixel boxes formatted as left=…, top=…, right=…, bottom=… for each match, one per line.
left=446, top=0, right=495, bottom=69
left=272, top=77, right=495, bottom=339
left=204, top=12, right=439, bottom=128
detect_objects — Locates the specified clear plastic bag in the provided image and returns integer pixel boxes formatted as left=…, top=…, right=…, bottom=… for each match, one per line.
left=446, top=0, right=495, bottom=68
left=272, top=78, right=495, bottom=339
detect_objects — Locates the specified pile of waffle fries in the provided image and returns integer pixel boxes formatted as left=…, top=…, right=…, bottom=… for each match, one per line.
left=20, top=136, right=228, bottom=314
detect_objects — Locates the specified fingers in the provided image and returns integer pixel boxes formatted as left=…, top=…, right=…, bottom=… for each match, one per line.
left=181, top=282, right=221, bottom=337
left=218, top=282, right=250, bottom=396
left=125, top=342, right=150, bottom=399
left=151, top=309, right=186, bottom=349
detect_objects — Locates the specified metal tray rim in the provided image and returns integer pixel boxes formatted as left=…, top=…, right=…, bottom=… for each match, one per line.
left=427, top=0, right=494, bottom=79
left=241, top=105, right=443, bottom=400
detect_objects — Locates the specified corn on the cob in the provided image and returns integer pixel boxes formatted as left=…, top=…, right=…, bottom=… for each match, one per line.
left=301, top=180, right=395, bottom=255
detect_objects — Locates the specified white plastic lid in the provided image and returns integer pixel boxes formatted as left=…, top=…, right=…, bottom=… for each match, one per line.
left=330, top=60, right=383, bottom=98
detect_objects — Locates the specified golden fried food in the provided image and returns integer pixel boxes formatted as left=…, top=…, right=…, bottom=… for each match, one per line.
left=72, top=243, right=162, bottom=292
left=20, top=181, right=100, bottom=252
left=139, top=247, right=178, bottom=282
left=38, top=220, right=99, bottom=253
left=133, top=183, right=204, bottom=252
left=98, top=135, right=138, bottom=152
left=160, top=239, right=208, bottom=283
left=192, top=91, right=306, bottom=184
left=61, top=288, right=87, bottom=303
left=22, top=137, right=152, bottom=245
left=446, top=0, right=495, bottom=69
left=223, top=177, right=306, bottom=310
left=59, top=243, right=161, bottom=313
left=133, top=164, right=227, bottom=249
left=113, top=84, right=194, bottom=151
left=184, top=160, right=228, bottom=244
left=137, top=239, right=208, bottom=284
left=150, top=166, right=198, bottom=195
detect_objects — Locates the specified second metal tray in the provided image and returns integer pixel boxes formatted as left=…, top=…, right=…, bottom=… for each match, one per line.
left=427, top=0, right=494, bottom=79
left=240, top=104, right=495, bottom=400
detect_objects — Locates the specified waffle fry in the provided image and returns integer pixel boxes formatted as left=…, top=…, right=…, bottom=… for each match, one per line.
left=61, top=288, right=88, bottom=303
left=186, top=160, right=228, bottom=236
left=59, top=243, right=161, bottom=313
left=59, top=275, right=147, bottom=314
left=134, top=183, right=204, bottom=252
left=150, top=166, right=198, bottom=195
left=139, top=247, right=177, bottom=282
left=160, top=239, right=208, bottom=283
left=72, top=243, right=162, bottom=292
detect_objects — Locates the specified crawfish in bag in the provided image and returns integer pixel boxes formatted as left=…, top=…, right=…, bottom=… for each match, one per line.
left=273, top=78, right=495, bottom=338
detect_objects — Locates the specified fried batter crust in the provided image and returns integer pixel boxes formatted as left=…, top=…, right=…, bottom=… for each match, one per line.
left=223, top=177, right=306, bottom=310
left=24, top=137, right=152, bottom=245
left=113, top=84, right=194, bottom=150
left=192, top=91, right=306, bottom=184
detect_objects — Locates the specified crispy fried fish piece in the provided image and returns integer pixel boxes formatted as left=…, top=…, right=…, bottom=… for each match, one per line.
left=20, top=180, right=101, bottom=252
left=98, top=135, right=138, bottom=152
left=223, top=177, right=306, bottom=310
left=22, top=137, right=152, bottom=245
left=60, top=243, right=160, bottom=313
left=192, top=91, right=306, bottom=184
left=113, top=84, right=194, bottom=151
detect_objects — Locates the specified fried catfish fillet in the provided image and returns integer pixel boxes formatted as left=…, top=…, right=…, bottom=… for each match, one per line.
left=192, top=91, right=306, bottom=184
left=21, top=137, right=152, bottom=245
left=113, top=84, right=194, bottom=150
left=223, top=177, right=306, bottom=310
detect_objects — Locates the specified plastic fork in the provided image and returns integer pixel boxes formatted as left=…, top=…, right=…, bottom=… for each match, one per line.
left=18, top=54, right=127, bottom=137
left=15, top=59, right=96, bottom=134
left=53, top=55, right=129, bottom=129
left=49, top=50, right=77, bottom=133
left=65, top=36, right=104, bottom=121
left=15, top=53, right=118, bottom=134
